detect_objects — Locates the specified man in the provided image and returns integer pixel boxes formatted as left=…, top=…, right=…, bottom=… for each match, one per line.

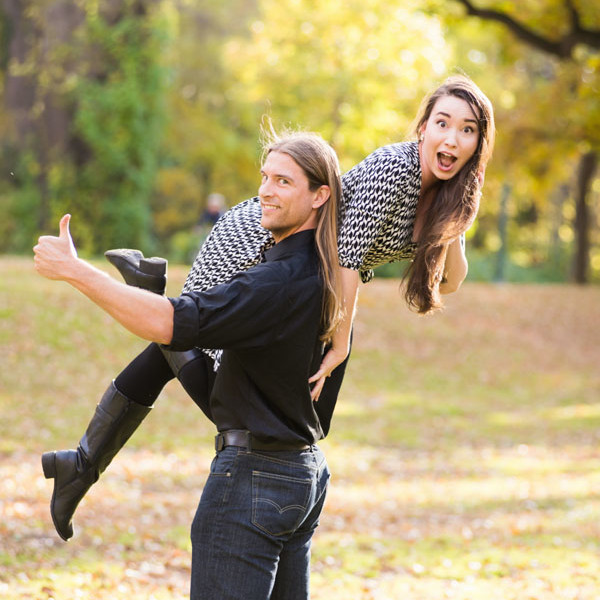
left=34, top=131, right=344, bottom=600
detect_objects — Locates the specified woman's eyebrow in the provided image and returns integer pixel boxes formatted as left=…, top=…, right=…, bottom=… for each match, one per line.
left=435, top=110, right=478, bottom=124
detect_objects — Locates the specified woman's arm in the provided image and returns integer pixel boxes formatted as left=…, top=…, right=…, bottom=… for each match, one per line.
left=439, top=236, right=468, bottom=294
left=309, top=266, right=359, bottom=400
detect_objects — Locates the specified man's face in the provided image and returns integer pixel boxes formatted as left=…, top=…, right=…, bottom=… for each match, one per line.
left=258, top=151, right=325, bottom=243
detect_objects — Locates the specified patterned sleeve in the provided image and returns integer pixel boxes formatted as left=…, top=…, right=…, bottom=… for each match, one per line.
left=337, top=149, right=411, bottom=272
left=182, top=197, right=274, bottom=294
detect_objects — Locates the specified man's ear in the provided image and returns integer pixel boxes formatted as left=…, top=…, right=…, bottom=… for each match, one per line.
left=312, top=185, right=330, bottom=209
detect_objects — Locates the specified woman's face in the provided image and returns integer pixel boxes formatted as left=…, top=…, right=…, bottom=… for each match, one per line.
left=419, top=95, right=480, bottom=188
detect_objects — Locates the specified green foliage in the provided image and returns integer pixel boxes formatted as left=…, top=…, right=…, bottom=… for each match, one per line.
left=66, top=3, right=168, bottom=252
left=151, top=0, right=262, bottom=245
left=433, top=0, right=600, bottom=282
left=0, top=0, right=168, bottom=255
left=0, top=151, right=42, bottom=253
left=224, top=0, right=449, bottom=168
left=0, top=0, right=598, bottom=283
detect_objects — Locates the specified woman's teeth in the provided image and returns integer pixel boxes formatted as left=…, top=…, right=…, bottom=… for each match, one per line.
left=438, top=152, right=456, bottom=169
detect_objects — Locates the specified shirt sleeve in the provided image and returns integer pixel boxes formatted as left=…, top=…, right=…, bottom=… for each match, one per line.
left=166, top=266, right=287, bottom=352
left=337, top=150, right=409, bottom=272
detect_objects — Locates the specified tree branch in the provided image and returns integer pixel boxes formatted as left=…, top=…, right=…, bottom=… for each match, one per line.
left=454, top=0, right=600, bottom=58
left=565, top=0, right=580, bottom=30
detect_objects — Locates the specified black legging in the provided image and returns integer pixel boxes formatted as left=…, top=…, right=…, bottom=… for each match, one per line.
left=113, top=336, right=350, bottom=431
left=114, top=343, right=217, bottom=421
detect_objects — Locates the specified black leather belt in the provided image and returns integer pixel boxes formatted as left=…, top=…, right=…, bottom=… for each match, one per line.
left=215, top=429, right=311, bottom=452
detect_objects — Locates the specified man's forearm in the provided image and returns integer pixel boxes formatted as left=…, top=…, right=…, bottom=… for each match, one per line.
left=34, top=214, right=174, bottom=343
left=64, top=258, right=174, bottom=344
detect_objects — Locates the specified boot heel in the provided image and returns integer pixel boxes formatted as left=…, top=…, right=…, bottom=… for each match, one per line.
left=41, top=452, right=57, bottom=479
left=139, top=257, right=167, bottom=276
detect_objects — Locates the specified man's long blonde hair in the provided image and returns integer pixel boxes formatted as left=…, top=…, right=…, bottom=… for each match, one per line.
left=262, top=127, right=343, bottom=341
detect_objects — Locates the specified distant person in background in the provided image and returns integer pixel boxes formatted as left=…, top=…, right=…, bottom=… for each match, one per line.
left=36, top=75, right=495, bottom=544
left=198, top=192, right=226, bottom=228
left=187, top=192, right=227, bottom=262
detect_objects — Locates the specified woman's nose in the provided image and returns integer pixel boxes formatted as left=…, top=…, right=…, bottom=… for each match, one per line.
left=444, top=128, right=458, bottom=147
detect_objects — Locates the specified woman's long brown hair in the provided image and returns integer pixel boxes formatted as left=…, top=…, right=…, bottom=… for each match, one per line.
left=404, top=75, right=496, bottom=314
left=262, top=127, right=343, bottom=341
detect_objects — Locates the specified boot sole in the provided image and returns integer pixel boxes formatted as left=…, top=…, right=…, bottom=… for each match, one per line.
left=41, top=452, right=73, bottom=541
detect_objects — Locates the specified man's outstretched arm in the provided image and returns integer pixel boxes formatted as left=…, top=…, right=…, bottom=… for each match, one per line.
left=34, top=214, right=174, bottom=344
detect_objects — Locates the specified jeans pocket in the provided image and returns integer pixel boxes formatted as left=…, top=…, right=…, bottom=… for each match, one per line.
left=203, top=448, right=239, bottom=505
left=210, top=448, right=239, bottom=476
left=251, top=470, right=312, bottom=537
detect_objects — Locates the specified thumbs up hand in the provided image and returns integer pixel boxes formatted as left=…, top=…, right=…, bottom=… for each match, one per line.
left=33, top=214, right=79, bottom=281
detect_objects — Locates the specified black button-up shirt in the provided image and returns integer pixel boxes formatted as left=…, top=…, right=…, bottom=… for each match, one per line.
left=167, top=229, right=340, bottom=445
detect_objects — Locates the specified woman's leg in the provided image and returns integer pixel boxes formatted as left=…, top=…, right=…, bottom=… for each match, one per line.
left=115, top=343, right=175, bottom=406
left=161, top=349, right=217, bottom=421
left=42, top=343, right=174, bottom=540
left=42, top=204, right=269, bottom=541
left=42, top=342, right=219, bottom=541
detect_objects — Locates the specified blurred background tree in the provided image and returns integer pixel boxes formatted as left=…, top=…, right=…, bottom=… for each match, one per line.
left=443, top=0, right=600, bottom=283
left=0, top=0, right=598, bottom=281
left=0, top=0, right=167, bottom=254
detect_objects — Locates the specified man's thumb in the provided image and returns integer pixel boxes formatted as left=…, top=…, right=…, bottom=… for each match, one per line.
left=59, top=214, right=71, bottom=239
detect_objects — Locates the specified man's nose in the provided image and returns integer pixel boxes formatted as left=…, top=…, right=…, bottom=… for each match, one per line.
left=259, top=179, right=273, bottom=197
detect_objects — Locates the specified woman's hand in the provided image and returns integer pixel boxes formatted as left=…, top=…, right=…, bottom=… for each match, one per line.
left=308, top=344, right=349, bottom=401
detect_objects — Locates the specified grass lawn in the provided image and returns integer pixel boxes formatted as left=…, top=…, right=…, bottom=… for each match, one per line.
left=1, top=256, right=599, bottom=599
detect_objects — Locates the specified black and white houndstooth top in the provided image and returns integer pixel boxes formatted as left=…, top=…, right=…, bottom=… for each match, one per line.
left=182, top=141, right=421, bottom=296
left=181, top=141, right=422, bottom=365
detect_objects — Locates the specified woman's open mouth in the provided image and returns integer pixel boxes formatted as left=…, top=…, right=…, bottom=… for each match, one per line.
left=437, top=152, right=457, bottom=172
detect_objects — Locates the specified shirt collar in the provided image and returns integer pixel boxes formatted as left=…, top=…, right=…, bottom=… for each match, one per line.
left=264, top=229, right=316, bottom=262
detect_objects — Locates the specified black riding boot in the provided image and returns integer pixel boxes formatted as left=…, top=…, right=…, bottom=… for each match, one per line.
left=41, top=249, right=166, bottom=541
left=42, top=382, right=151, bottom=540
left=104, top=248, right=167, bottom=295
left=105, top=249, right=213, bottom=403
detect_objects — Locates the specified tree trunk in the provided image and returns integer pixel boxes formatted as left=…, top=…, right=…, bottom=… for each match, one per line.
left=2, top=0, right=84, bottom=231
left=572, top=150, right=598, bottom=284
left=494, top=183, right=511, bottom=282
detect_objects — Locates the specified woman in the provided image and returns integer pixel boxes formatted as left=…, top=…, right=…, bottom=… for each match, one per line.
left=41, top=74, right=495, bottom=541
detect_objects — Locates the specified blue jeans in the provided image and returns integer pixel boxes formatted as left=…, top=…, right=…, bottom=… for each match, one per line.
left=190, top=445, right=330, bottom=600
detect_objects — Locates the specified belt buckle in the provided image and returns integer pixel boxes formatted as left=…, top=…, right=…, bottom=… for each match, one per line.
left=215, top=433, right=225, bottom=452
